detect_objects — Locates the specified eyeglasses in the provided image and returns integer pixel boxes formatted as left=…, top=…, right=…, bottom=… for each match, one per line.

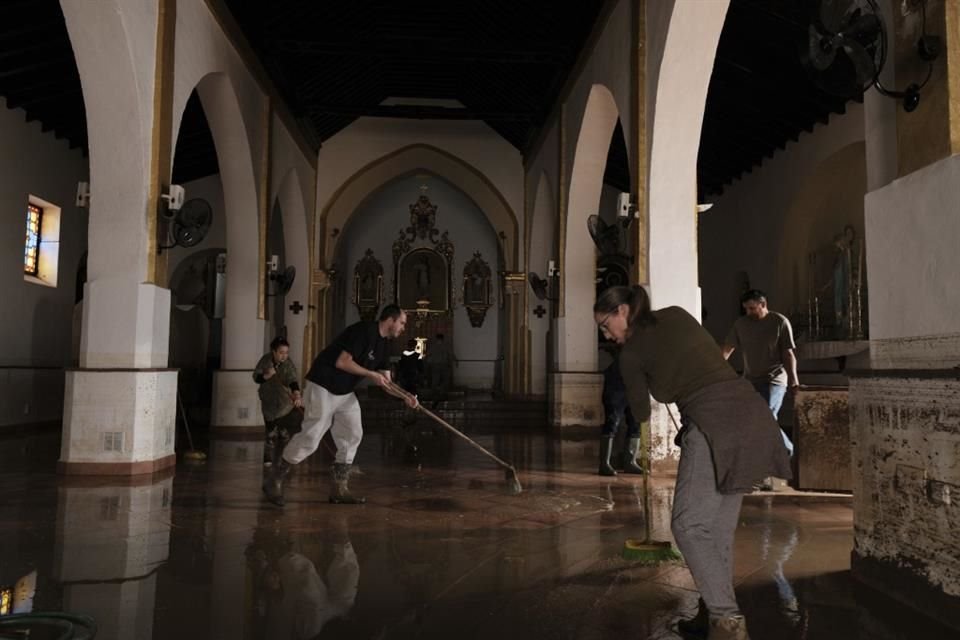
left=597, top=312, right=613, bottom=331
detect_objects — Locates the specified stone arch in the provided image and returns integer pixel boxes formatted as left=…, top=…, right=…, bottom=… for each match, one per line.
left=528, top=171, right=556, bottom=394
left=321, top=144, right=519, bottom=271
left=60, top=0, right=149, bottom=284
left=560, top=83, right=621, bottom=372
left=171, top=72, right=261, bottom=369
left=647, top=0, right=730, bottom=316
left=273, top=168, right=310, bottom=373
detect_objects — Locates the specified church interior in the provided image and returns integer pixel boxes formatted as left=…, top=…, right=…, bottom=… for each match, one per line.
left=2, top=0, right=960, bottom=638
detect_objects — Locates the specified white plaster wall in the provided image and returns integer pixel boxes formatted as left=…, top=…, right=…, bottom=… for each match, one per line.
left=646, top=0, right=728, bottom=318
left=173, top=0, right=315, bottom=371
left=173, top=0, right=267, bottom=176
left=556, top=0, right=633, bottom=193
left=0, top=99, right=89, bottom=425
left=558, top=85, right=621, bottom=373
left=271, top=114, right=317, bottom=374
left=316, top=118, right=523, bottom=269
left=61, top=0, right=155, bottom=285
left=336, top=175, right=501, bottom=389
left=865, top=153, right=960, bottom=345
left=528, top=172, right=557, bottom=395
left=698, top=105, right=866, bottom=342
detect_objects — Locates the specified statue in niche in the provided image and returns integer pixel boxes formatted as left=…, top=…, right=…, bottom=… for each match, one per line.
left=353, top=249, right=383, bottom=322
left=816, top=224, right=865, bottom=339
left=462, top=251, right=492, bottom=328
left=412, top=254, right=431, bottom=300
left=397, top=248, right=448, bottom=312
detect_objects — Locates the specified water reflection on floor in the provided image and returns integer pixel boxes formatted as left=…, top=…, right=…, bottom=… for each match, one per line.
left=0, top=423, right=956, bottom=639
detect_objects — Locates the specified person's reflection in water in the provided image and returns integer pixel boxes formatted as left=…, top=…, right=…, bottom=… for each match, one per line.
left=758, top=515, right=801, bottom=626
left=248, top=517, right=358, bottom=639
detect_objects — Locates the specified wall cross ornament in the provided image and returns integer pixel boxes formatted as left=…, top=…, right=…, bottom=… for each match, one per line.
left=288, top=300, right=304, bottom=315
left=534, top=304, right=546, bottom=319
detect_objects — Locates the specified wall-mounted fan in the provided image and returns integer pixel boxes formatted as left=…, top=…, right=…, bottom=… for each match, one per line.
left=267, top=265, right=296, bottom=297
left=528, top=271, right=557, bottom=302
left=160, top=198, right=213, bottom=251
left=587, top=215, right=627, bottom=257
left=802, top=0, right=940, bottom=111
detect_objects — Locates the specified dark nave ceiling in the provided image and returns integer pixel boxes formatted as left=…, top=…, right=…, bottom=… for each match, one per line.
left=0, top=1, right=854, bottom=194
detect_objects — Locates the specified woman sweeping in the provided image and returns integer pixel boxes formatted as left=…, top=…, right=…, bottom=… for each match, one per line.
left=594, top=285, right=791, bottom=640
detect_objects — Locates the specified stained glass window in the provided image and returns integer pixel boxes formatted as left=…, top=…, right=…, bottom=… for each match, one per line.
left=24, top=203, right=42, bottom=276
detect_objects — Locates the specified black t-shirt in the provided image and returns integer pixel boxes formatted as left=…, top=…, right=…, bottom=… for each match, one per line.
left=305, top=321, right=388, bottom=395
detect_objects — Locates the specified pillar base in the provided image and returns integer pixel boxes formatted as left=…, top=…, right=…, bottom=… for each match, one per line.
left=211, top=369, right=262, bottom=432
left=548, top=372, right=603, bottom=427
left=852, top=551, right=960, bottom=633
left=61, top=369, right=177, bottom=474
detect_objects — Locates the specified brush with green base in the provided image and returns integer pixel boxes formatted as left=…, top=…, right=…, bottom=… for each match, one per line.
left=622, top=412, right=682, bottom=564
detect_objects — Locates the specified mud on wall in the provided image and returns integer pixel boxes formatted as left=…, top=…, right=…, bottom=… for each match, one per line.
left=849, top=374, right=960, bottom=622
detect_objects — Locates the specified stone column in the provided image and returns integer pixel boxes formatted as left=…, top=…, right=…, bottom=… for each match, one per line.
left=851, top=1, right=960, bottom=628
left=501, top=272, right=527, bottom=396
left=59, top=0, right=177, bottom=474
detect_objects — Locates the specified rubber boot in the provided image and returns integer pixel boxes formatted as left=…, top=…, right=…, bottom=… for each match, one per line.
left=622, top=437, right=645, bottom=474
left=263, top=431, right=278, bottom=467
left=329, top=463, right=366, bottom=504
left=677, top=598, right=708, bottom=637
left=708, top=615, right=750, bottom=640
left=262, top=457, right=291, bottom=507
left=598, top=436, right=617, bottom=477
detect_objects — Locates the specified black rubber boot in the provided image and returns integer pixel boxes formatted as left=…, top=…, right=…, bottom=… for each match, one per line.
left=622, top=437, right=645, bottom=474
left=262, top=457, right=291, bottom=506
left=263, top=431, right=278, bottom=467
left=677, top=598, right=708, bottom=637
left=598, top=436, right=617, bottom=477
left=263, top=433, right=278, bottom=467
left=329, top=463, right=366, bottom=504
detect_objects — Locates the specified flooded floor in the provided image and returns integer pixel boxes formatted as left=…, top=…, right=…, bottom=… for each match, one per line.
left=0, top=422, right=955, bottom=639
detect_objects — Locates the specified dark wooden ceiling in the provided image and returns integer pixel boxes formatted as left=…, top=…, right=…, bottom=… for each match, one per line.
left=0, top=0, right=856, bottom=195
left=698, top=0, right=857, bottom=197
left=223, top=0, right=605, bottom=153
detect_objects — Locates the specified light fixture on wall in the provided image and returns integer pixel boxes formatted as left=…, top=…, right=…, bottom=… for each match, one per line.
left=697, top=203, right=714, bottom=213
left=75, top=181, right=90, bottom=208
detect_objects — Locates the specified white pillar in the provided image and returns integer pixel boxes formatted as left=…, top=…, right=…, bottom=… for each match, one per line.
left=60, top=0, right=177, bottom=474
left=189, top=73, right=267, bottom=432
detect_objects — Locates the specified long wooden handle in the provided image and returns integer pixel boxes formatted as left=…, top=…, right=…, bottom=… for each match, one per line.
left=383, top=381, right=516, bottom=471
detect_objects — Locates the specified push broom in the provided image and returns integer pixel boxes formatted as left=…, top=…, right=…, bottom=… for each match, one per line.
left=383, top=380, right=523, bottom=494
left=621, top=405, right=682, bottom=564
left=177, top=391, right=207, bottom=462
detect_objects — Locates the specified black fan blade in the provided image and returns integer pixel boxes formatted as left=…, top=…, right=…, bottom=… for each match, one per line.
left=820, top=0, right=855, bottom=34
left=841, top=40, right=877, bottom=87
left=587, top=215, right=621, bottom=255
left=808, top=24, right=837, bottom=72
left=527, top=273, right=547, bottom=300
left=842, top=13, right=881, bottom=44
